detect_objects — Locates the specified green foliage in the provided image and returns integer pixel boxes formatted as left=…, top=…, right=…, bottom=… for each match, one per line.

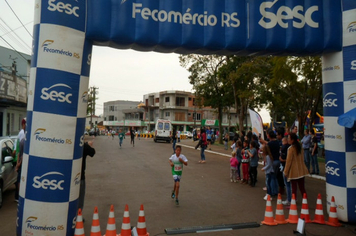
left=180, top=54, right=322, bottom=138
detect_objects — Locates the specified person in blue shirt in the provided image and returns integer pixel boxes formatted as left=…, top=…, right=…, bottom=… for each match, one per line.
left=246, top=141, right=258, bottom=187
left=301, top=129, right=312, bottom=173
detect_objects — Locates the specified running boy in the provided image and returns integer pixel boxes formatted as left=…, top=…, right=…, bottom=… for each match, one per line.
left=169, top=145, right=188, bottom=206
left=118, top=129, right=125, bottom=148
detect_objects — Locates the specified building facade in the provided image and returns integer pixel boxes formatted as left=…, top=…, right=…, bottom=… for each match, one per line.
left=102, top=90, right=251, bottom=133
left=0, top=46, right=31, bottom=136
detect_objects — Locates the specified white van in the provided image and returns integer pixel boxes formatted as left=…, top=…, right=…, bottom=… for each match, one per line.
left=154, top=119, right=173, bottom=143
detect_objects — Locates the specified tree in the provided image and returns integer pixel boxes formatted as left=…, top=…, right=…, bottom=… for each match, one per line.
left=268, top=56, right=322, bottom=137
left=179, top=55, right=233, bottom=144
left=220, top=56, right=273, bottom=132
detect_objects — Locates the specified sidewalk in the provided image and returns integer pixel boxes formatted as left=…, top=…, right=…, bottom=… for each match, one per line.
left=178, top=138, right=326, bottom=181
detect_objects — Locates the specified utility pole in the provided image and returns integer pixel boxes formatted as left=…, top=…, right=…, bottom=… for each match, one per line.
left=89, top=86, right=99, bottom=129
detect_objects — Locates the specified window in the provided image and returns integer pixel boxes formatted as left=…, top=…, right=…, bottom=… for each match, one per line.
left=176, top=97, right=185, bottom=106
left=165, top=112, right=170, bottom=117
left=193, top=98, right=196, bottom=106
left=188, top=113, right=191, bottom=116
left=188, top=97, right=192, bottom=101
left=164, top=123, right=170, bottom=130
left=165, top=97, right=169, bottom=102
left=157, top=122, right=163, bottom=130
left=109, top=116, right=114, bottom=121
left=109, top=106, right=115, bottom=111
left=155, top=98, right=159, bottom=103
left=193, top=113, right=201, bottom=121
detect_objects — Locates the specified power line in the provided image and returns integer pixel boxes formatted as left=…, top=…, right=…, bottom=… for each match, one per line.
left=0, top=21, right=30, bottom=53
left=0, top=35, right=30, bottom=62
left=0, top=18, right=31, bottom=51
left=5, top=0, right=32, bottom=38
left=0, top=20, right=32, bottom=37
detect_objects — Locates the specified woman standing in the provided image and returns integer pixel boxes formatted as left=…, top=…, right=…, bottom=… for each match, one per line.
left=284, top=133, right=309, bottom=200
left=199, top=128, right=207, bottom=163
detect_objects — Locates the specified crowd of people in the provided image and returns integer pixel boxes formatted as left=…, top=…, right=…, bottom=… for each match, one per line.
left=228, top=126, right=316, bottom=206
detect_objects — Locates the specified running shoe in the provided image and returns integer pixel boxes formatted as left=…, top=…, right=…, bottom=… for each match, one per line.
left=171, top=191, right=175, bottom=199
left=175, top=199, right=179, bottom=206
left=282, top=200, right=290, bottom=206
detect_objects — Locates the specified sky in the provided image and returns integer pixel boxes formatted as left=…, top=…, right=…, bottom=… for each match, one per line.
left=0, top=0, right=271, bottom=123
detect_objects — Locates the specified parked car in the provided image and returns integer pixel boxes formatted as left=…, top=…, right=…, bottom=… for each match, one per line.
left=0, top=137, right=17, bottom=208
left=183, top=131, right=193, bottom=139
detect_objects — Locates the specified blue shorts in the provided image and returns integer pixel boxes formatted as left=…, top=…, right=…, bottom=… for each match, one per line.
left=173, top=175, right=182, bottom=182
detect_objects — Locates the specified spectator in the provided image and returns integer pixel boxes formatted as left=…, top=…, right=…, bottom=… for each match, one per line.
left=301, top=129, right=312, bottom=173
left=172, top=128, right=177, bottom=153
left=199, top=128, right=207, bottom=163
left=14, top=118, right=26, bottom=202
left=310, top=129, right=319, bottom=175
left=284, top=133, right=309, bottom=201
left=260, top=131, right=280, bottom=196
left=78, top=139, right=96, bottom=212
left=280, top=137, right=291, bottom=205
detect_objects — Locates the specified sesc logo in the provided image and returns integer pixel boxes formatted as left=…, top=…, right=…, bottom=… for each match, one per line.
left=259, top=0, right=319, bottom=29
left=348, top=93, right=356, bottom=104
left=25, top=216, right=57, bottom=231
left=33, top=171, right=65, bottom=190
left=347, top=21, right=356, bottom=33
left=47, top=0, right=79, bottom=17
left=323, top=92, right=338, bottom=107
left=351, top=60, right=356, bottom=70
left=325, top=161, right=340, bottom=176
left=41, top=83, right=73, bottom=104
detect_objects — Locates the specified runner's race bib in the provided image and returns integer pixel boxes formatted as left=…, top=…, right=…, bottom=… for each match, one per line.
left=174, top=164, right=182, bottom=171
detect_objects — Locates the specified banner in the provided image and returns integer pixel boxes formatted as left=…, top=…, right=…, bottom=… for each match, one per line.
left=201, top=119, right=219, bottom=127
left=248, top=109, right=265, bottom=140
left=87, top=0, right=342, bottom=55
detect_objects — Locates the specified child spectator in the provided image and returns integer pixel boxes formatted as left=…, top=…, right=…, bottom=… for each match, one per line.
left=231, top=140, right=243, bottom=181
left=230, top=151, right=239, bottom=182
left=246, top=141, right=259, bottom=187
left=261, top=145, right=274, bottom=200
left=224, top=133, right=229, bottom=150
left=241, top=140, right=250, bottom=184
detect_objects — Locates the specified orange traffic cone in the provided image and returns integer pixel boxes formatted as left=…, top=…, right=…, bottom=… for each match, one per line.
left=119, top=204, right=131, bottom=236
left=286, top=194, right=298, bottom=224
left=137, top=204, right=149, bottom=236
left=74, top=209, right=85, bottom=236
left=326, top=196, right=341, bottom=227
left=103, top=205, right=119, bottom=236
left=90, top=206, right=101, bottom=236
left=300, top=193, right=311, bottom=223
left=261, top=195, right=277, bottom=226
left=274, top=194, right=287, bottom=224
left=312, top=193, right=325, bottom=224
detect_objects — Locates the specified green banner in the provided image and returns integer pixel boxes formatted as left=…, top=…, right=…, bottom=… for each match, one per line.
left=201, top=119, right=219, bottom=126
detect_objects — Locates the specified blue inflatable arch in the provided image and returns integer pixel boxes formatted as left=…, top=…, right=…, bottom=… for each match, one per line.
left=17, top=0, right=356, bottom=235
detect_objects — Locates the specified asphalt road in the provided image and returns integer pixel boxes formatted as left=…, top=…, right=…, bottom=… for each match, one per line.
left=0, top=136, right=355, bottom=236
